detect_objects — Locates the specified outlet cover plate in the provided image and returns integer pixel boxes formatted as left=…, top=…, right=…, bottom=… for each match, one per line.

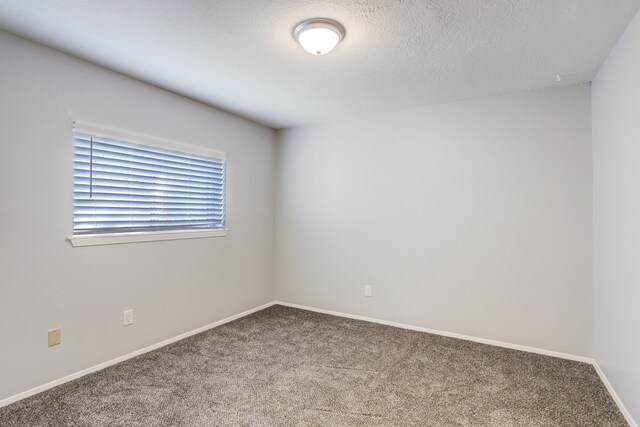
left=123, top=309, right=134, bottom=326
left=48, top=328, right=61, bottom=347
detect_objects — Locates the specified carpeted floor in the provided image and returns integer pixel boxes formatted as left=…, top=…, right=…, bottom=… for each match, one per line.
left=0, top=305, right=627, bottom=426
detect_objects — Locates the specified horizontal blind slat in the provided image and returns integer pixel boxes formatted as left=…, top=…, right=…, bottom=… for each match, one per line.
left=74, top=195, right=223, bottom=205
left=75, top=186, right=223, bottom=198
left=73, top=160, right=224, bottom=182
left=74, top=172, right=224, bottom=188
left=74, top=178, right=223, bottom=195
left=74, top=205, right=223, bottom=212
left=73, top=224, right=222, bottom=235
left=74, top=215, right=223, bottom=222
left=74, top=223, right=220, bottom=228
left=76, top=152, right=223, bottom=175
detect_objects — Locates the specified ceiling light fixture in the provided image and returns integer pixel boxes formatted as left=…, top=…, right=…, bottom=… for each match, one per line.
left=293, top=18, right=345, bottom=55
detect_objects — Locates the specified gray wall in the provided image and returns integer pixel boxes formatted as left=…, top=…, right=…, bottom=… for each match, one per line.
left=0, top=31, right=276, bottom=401
left=593, top=8, right=640, bottom=423
left=275, top=85, right=593, bottom=357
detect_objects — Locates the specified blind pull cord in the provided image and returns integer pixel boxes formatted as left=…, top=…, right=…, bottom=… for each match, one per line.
left=89, top=136, right=94, bottom=198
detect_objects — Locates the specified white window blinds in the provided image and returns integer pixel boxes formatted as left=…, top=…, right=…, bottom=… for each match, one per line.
left=73, top=131, right=225, bottom=235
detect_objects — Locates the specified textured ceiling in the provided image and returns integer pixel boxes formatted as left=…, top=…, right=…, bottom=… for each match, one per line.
left=1, top=0, right=639, bottom=128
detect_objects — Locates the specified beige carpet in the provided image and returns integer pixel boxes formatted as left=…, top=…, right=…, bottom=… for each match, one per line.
left=0, top=305, right=627, bottom=426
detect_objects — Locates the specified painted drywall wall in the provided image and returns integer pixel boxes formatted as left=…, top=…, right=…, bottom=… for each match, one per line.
left=592, top=8, right=640, bottom=423
left=275, top=85, right=593, bottom=357
left=0, top=30, right=276, bottom=401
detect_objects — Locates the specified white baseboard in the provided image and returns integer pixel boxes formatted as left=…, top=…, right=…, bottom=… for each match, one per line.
left=592, top=362, right=638, bottom=427
left=275, top=301, right=593, bottom=363
left=276, top=300, right=638, bottom=426
left=0, top=301, right=277, bottom=409
left=2, top=299, right=636, bottom=427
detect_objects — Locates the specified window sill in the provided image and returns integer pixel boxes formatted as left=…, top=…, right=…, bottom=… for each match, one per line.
left=67, top=229, right=228, bottom=247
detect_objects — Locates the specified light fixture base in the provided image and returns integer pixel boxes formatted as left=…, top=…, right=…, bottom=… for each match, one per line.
left=293, top=18, right=346, bottom=55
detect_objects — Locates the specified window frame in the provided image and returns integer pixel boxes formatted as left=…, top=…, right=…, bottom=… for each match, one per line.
left=67, top=122, right=227, bottom=247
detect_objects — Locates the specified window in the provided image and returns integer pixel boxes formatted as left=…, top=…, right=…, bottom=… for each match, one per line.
left=68, top=124, right=226, bottom=246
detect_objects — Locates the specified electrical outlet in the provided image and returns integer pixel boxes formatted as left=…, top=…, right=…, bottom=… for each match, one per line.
left=364, top=285, right=372, bottom=297
left=48, top=328, right=61, bottom=347
left=123, top=309, right=134, bottom=326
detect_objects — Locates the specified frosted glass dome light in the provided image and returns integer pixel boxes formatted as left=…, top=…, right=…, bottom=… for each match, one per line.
left=293, top=18, right=345, bottom=55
